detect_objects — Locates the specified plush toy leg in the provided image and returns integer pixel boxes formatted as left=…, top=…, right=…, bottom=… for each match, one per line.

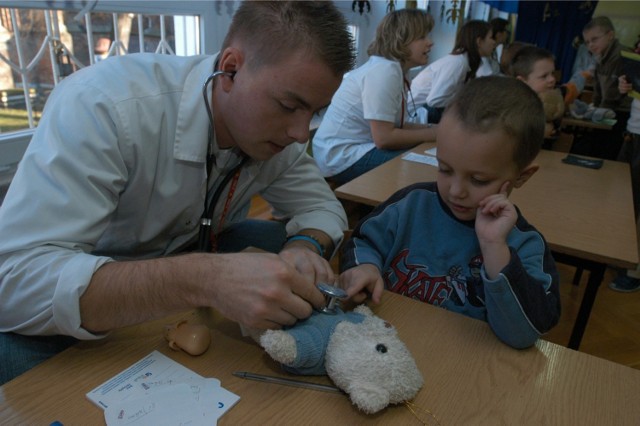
left=260, top=330, right=298, bottom=365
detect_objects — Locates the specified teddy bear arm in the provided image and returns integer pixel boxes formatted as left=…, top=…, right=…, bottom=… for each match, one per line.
left=260, top=330, right=298, bottom=365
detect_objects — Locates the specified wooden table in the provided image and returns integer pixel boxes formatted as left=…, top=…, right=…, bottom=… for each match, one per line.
left=560, top=116, right=613, bottom=131
left=2, top=292, right=640, bottom=425
left=335, top=143, right=639, bottom=350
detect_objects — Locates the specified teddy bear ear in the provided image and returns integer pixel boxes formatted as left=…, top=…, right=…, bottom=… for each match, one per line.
left=346, top=382, right=391, bottom=414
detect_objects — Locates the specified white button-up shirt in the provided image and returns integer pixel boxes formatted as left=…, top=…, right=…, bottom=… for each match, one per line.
left=0, top=53, right=347, bottom=338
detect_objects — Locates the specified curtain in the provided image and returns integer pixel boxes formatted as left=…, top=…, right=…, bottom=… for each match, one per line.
left=514, top=1, right=598, bottom=83
left=482, top=1, right=519, bottom=14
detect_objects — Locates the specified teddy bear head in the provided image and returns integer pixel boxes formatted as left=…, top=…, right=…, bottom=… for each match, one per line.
left=539, top=88, right=565, bottom=121
left=325, top=305, right=423, bottom=414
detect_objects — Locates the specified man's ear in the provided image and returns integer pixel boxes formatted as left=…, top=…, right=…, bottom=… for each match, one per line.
left=217, top=47, right=244, bottom=90
left=513, top=163, right=539, bottom=188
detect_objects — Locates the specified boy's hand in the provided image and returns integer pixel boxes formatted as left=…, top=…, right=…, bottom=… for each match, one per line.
left=619, top=75, right=632, bottom=95
left=475, top=182, right=516, bottom=279
left=475, top=181, right=517, bottom=245
left=338, top=264, right=384, bottom=304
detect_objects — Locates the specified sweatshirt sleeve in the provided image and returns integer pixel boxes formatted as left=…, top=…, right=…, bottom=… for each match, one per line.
left=481, top=221, right=561, bottom=349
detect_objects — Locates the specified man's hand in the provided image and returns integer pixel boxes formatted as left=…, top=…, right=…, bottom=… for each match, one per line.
left=207, top=252, right=326, bottom=330
left=279, top=244, right=335, bottom=286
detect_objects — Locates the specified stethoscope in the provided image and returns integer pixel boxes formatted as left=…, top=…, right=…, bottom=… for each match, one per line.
left=197, top=69, right=249, bottom=252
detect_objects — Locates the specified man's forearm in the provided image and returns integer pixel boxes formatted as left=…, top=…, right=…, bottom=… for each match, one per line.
left=80, top=253, right=208, bottom=333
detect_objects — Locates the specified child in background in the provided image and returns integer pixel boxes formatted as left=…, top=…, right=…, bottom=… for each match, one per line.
left=583, top=16, right=630, bottom=110
left=477, top=17, right=510, bottom=77
left=509, top=46, right=561, bottom=141
left=339, top=77, right=561, bottom=349
left=610, top=73, right=640, bottom=292
left=571, top=16, right=631, bottom=159
left=410, top=20, right=495, bottom=124
left=313, top=9, right=436, bottom=186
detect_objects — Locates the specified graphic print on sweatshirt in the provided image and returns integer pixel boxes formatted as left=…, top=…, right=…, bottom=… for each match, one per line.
left=383, top=249, right=485, bottom=307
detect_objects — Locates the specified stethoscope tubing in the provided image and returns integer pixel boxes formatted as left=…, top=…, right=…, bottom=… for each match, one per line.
left=198, top=70, right=247, bottom=252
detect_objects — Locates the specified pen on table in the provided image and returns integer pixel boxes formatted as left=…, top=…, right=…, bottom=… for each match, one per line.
left=232, top=371, right=344, bottom=394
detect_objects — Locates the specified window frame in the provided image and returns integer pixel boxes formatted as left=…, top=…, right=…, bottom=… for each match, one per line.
left=0, top=0, right=219, bottom=169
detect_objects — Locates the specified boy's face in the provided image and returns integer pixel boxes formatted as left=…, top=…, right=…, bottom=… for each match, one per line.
left=519, top=58, right=556, bottom=94
left=583, top=27, right=614, bottom=57
left=435, top=113, right=534, bottom=222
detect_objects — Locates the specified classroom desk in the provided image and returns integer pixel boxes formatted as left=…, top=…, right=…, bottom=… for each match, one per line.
left=2, top=291, right=640, bottom=425
left=560, top=116, right=613, bottom=131
left=335, top=143, right=639, bottom=350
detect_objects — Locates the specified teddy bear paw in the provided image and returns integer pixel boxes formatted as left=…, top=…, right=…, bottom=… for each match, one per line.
left=259, top=330, right=298, bottom=365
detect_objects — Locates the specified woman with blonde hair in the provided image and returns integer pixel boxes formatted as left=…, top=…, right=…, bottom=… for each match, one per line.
left=313, top=9, right=436, bottom=185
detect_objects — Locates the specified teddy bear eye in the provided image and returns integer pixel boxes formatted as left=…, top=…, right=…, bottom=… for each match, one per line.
left=376, top=344, right=387, bottom=353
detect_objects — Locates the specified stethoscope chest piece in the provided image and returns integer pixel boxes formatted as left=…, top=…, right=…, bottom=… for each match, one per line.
left=317, top=282, right=348, bottom=314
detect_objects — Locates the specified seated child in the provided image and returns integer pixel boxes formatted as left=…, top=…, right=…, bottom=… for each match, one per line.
left=571, top=16, right=631, bottom=159
left=509, top=46, right=562, bottom=142
left=338, top=76, right=561, bottom=349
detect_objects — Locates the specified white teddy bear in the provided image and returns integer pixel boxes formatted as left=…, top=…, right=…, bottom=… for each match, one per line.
left=259, top=305, right=423, bottom=414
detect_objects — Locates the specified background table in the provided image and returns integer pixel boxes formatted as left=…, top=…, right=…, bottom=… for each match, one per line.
left=335, top=143, right=639, bottom=350
left=2, top=292, right=640, bottom=425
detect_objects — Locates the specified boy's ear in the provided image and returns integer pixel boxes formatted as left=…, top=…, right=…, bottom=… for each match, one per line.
left=513, top=163, right=539, bottom=188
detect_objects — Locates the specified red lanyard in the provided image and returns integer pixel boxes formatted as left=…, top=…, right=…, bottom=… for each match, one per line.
left=401, top=77, right=411, bottom=128
left=209, top=167, right=242, bottom=252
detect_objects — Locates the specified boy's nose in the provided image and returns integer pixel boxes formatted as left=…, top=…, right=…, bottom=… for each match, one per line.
left=449, top=180, right=467, bottom=198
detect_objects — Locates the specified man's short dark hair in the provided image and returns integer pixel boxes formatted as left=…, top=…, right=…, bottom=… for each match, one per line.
left=222, top=1, right=356, bottom=77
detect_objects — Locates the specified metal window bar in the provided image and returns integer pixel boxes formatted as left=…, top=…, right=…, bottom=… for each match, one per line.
left=0, top=5, right=197, bottom=131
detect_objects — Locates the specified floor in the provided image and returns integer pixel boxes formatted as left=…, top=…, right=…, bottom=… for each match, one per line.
left=248, top=196, right=640, bottom=370
left=543, top=263, right=640, bottom=370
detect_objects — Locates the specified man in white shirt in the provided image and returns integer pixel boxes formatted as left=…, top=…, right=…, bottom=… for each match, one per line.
left=0, top=1, right=355, bottom=384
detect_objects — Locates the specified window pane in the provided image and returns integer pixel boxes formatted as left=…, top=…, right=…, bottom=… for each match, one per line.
left=0, top=6, right=200, bottom=134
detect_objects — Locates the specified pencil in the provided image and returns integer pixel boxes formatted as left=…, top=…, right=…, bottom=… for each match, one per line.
left=232, top=371, right=344, bottom=394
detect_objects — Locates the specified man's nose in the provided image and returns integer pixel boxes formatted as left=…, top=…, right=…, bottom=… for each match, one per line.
left=288, top=113, right=312, bottom=143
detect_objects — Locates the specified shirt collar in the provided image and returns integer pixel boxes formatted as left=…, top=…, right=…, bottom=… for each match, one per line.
left=173, top=54, right=218, bottom=163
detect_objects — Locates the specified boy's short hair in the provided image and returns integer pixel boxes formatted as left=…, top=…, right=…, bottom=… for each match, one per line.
left=444, top=76, right=545, bottom=169
left=367, top=9, right=434, bottom=64
left=500, top=41, right=531, bottom=75
left=584, top=16, right=615, bottom=34
left=509, top=46, right=555, bottom=78
left=222, top=1, right=356, bottom=76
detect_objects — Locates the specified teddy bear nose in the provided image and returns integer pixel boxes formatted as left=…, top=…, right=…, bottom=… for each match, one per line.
left=376, top=344, right=388, bottom=353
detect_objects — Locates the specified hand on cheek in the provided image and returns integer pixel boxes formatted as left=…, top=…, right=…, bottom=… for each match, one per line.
left=476, top=181, right=517, bottom=244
